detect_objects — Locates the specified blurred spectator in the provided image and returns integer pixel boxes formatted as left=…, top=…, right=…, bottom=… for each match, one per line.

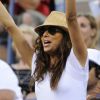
left=14, top=0, right=54, bottom=16
left=21, top=12, right=34, bottom=26
left=11, top=24, right=38, bottom=99
left=77, top=14, right=98, bottom=49
left=88, top=0, right=100, bottom=49
left=77, top=14, right=100, bottom=100
left=1, top=0, right=55, bottom=17
left=16, top=10, right=45, bottom=27
left=0, top=59, right=23, bottom=100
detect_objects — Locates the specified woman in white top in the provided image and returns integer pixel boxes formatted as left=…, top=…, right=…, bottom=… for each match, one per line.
left=31, top=0, right=88, bottom=100
left=0, top=0, right=88, bottom=100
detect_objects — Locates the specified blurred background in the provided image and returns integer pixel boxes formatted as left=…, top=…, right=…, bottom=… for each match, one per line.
left=0, top=0, right=100, bottom=100
left=1, top=0, right=100, bottom=64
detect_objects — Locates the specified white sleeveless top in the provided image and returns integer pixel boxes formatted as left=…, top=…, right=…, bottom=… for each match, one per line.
left=32, top=49, right=89, bottom=100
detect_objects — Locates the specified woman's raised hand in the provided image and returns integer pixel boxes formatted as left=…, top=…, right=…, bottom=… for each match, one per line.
left=0, top=1, right=15, bottom=28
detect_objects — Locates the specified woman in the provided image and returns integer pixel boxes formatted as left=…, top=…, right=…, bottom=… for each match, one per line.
left=0, top=0, right=88, bottom=100
left=77, top=14, right=98, bottom=49
left=77, top=14, right=100, bottom=99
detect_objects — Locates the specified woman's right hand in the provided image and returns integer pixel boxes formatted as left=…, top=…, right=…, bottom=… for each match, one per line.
left=0, top=1, right=15, bottom=28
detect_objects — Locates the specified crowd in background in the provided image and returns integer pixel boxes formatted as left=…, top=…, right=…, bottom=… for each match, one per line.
left=0, top=0, right=100, bottom=100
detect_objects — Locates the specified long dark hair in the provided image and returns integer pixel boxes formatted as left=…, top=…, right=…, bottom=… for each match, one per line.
left=33, top=27, right=72, bottom=89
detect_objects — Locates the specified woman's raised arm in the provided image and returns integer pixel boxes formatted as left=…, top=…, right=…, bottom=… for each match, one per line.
left=66, top=0, right=87, bottom=67
left=0, top=1, right=33, bottom=67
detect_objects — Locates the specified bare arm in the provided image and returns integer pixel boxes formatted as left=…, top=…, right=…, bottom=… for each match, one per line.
left=0, top=1, right=33, bottom=67
left=88, top=68, right=98, bottom=87
left=0, top=90, right=15, bottom=100
left=66, top=0, right=87, bottom=67
left=87, top=80, right=100, bottom=100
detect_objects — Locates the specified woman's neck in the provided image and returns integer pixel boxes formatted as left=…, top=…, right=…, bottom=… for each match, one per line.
left=50, top=55, right=58, bottom=66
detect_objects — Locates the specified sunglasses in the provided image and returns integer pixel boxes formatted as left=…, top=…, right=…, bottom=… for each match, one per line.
left=38, top=26, right=65, bottom=36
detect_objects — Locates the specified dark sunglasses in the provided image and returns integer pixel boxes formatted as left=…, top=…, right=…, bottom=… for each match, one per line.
left=39, top=26, right=65, bottom=36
